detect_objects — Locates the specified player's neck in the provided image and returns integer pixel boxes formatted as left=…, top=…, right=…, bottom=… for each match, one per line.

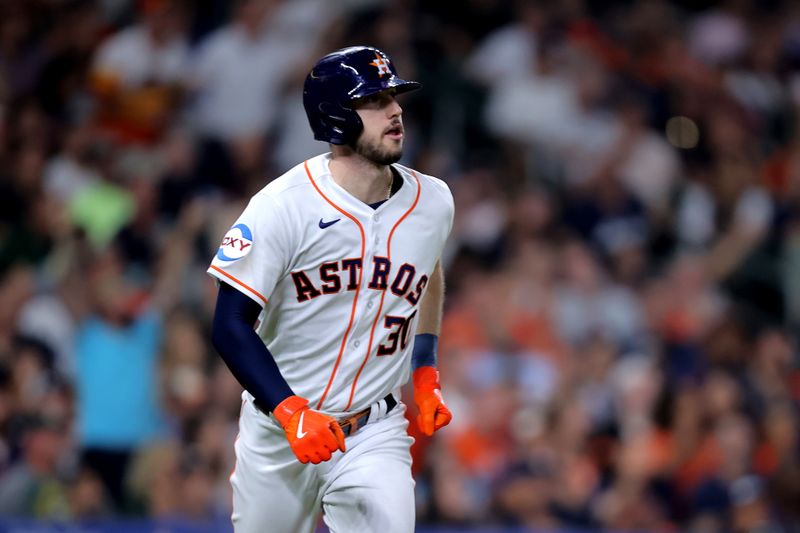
left=329, top=151, right=393, bottom=205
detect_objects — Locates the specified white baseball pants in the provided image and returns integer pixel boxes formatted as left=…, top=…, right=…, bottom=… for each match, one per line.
left=230, top=396, right=415, bottom=533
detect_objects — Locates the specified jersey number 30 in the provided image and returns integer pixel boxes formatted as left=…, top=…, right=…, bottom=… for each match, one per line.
left=377, top=310, right=418, bottom=356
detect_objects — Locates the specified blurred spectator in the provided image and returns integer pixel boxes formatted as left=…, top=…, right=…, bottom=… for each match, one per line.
left=0, top=142, right=54, bottom=273
left=15, top=234, right=92, bottom=383
left=75, top=252, right=166, bottom=510
left=600, top=95, right=681, bottom=217
left=74, top=198, right=204, bottom=511
left=67, top=162, right=135, bottom=250
left=68, top=467, right=113, bottom=520
left=0, top=414, right=71, bottom=519
left=185, top=0, right=310, bottom=190
left=688, top=2, right=751, bottom=67
left=0, top=4, right=45, bottom=101
left=125, top=440, right=180, bottom=516
left=90, top=0, right=189, bottom=144
left=492, top=461, right=558, bottom=529
left=756, top=402, right=800, bottom=526
left=160, top=309, right=212, bottom=425
left=465, top=1, right=547, bottom=86
left=42, top=123, right=102, bottom=204
left=33, top=2, right=103, bottom=123
left=553, top=240, right=645, bottom=349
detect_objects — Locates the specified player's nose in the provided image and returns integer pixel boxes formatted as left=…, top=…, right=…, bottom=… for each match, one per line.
left=387, top=98, right=402, bottom=118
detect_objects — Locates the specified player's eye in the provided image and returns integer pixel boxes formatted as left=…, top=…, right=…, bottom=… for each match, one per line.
left=361, top=94, right=382, bottom=105
left=354, top=91, right=396, bottom=109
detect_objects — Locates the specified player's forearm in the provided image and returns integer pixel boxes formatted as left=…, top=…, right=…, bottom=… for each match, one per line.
left=416, top=261, right=444, bottom=335
left=412, top=261, right=444, bottom=370
left=410, top=265, right=451, bottom=434
left=211, top=283, right=295, bottom=412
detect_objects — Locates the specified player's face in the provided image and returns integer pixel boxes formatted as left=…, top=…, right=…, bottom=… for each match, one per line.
left=352, top=90, right=404, bottom=165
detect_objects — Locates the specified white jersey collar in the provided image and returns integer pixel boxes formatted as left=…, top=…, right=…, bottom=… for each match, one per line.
left=305, top=153, right=417, bottom=218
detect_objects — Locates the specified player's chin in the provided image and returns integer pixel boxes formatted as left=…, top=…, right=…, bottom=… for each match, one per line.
left=385, top=150, right=403, bottom=165
left=382, top=141, right=403, bottom=160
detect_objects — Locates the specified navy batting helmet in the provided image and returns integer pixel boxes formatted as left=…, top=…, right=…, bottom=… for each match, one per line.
left=303, top=46, right=421, bottom=145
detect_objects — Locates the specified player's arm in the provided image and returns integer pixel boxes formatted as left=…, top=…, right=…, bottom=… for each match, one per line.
left=417, top=260, right=445, bottom=336
left=211, top=282, right=295, bottom=409
left=211, top=283, right=345, bottom=463
left=411, top=260, right=452, bottom=436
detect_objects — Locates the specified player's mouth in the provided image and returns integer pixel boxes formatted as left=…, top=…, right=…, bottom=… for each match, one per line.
left=384, top=123, right=404, bottom=140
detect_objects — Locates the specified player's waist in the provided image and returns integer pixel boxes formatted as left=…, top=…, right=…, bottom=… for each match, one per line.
left=337, top=393, right=397, bottom=437
left=245, top=391, right=399, bottom=437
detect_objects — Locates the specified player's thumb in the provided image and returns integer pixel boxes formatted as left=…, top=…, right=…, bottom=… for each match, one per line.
left=329, top=420, right=346, bottom=452
left=433, top=406, right=452, bottom=430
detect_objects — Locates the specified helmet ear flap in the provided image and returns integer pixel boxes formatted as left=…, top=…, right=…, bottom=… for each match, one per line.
left=318, top=102, right=363, bottom=145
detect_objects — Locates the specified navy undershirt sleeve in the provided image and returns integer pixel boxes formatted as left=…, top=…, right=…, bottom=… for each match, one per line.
left=211, top=282, right=295, bottom=412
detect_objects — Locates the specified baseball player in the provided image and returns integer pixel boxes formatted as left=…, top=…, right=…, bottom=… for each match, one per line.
left=208, top=46, right=454, bottom=533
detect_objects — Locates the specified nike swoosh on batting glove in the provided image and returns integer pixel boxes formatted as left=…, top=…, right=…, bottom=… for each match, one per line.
left=273, top=395, right=346, bottom=464
left=413, top=366, right=452, bottom=437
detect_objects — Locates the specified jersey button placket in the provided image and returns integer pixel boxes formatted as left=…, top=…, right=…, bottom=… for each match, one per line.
left=363, top=217, right=381, bottom=330
left=372, top=216, right=382, bottom=247
left=350, top=212, right=377, bottom=350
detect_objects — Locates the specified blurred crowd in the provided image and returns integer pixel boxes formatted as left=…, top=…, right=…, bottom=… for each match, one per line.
left=0, top=0, right=799, bottom=531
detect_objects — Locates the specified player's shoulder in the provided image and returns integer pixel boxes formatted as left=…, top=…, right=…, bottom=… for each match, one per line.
left=248, top=154, right=326, bottom=206
left=394, top=164, right=453, bottom=204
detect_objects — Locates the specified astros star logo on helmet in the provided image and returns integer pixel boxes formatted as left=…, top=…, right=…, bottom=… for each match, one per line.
left=369, top=53, right=392, bottom=77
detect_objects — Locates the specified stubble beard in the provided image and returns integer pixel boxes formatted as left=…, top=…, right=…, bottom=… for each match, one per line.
left=354, top=135, right=403, bottom=166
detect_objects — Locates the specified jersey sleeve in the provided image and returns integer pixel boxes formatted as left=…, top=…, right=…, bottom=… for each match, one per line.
left=207, top=194, right=292, bottom=307
left=427, top=174, right=455, bottom=239
left=443, top=182, right=455, bottom=237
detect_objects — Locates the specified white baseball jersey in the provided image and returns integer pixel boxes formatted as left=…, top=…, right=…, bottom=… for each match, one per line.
left=207, top=152, right=454, bottom=416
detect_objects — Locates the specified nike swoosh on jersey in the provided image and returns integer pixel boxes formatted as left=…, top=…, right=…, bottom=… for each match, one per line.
left=319, top=218, right=341, bottom=229
left=296, top=411, right=308, bottom=439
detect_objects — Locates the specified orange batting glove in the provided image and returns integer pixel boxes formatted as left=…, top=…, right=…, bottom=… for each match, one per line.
left=273, top=395, right=346, bottom=464
left=413, top=366, right=452, bottom=436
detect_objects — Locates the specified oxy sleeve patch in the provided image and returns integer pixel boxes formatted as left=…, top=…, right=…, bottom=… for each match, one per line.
left=216, top=223, right=254, bottom=262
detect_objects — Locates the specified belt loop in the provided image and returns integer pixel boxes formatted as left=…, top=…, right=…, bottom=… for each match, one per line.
left=368, top=393, right=395, bottom=424
left=366, top=398, right=379, bottom=425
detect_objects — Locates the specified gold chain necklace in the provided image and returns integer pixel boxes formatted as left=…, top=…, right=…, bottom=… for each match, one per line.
left=386, top=172, right=393, bottom=200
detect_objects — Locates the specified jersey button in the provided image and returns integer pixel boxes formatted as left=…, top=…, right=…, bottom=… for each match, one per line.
left=374, top=215, right=380, bottom=222
left=374, top=237, right=380, bottom=245
left=367, top=301, right=374, bottom=309
left=354, top=340, right=361, bottom=347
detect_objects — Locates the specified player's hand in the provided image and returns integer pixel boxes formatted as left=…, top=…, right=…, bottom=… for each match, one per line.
left=273, top=395, right=346, bottom=464
left=413, top=367, right=452, bottom=436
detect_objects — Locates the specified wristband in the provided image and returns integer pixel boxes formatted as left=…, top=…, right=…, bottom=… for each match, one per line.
left=412, top=333, right=438, bottom=369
